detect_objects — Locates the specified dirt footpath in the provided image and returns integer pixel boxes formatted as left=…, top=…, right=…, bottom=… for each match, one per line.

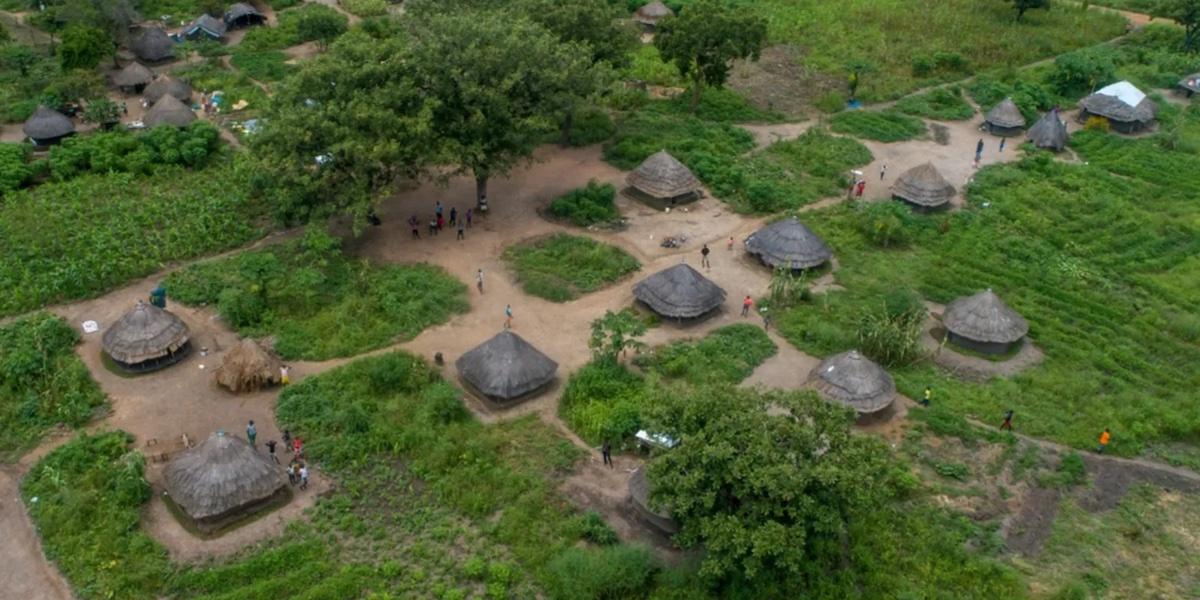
left=0, top=468, right=73, bottom=600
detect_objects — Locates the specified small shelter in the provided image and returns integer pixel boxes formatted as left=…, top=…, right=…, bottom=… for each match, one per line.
left=113, top=62, right=155, bottom=94
left=215, top=339, right=280, bottom=393
left=1027, top=109, right=1068, bottom=152
left=456, top=331, right=559, bottom=402
left=165, top=431, right=287, bottom=532
left=143, top=75, right=193, bottom=104
left=225, top=2, right=266, bottom=28
left=1178, top=73, right=1200, bottom=98
left=629, top=465, right=679, bottom=535
left=144, top=94, right=197, bottom=128
left=184, top=13, right=227, bottom=40
left=633, top=0, right=674, bottom=30
left=633, top=263, right=726, bottom=320
left=130, top=27, right=176, bottom=63
left=102, top=300, right=191, bottom=372
left=984, top=97, right=1026, bottom=136
left=22, top=105, right=74, bottom=147
left=890, top=162, right=955, bottom=210
left=941, top=289, right=1029, bottom=355
left=1077, top=81, right=1156, bottom=134
left=744, top=217, right=832, bottom=270
left=626, top=150, right=702, bottom=206
left=808, top=350, right=895, bottom=415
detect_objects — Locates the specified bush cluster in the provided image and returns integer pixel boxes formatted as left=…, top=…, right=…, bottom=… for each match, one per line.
left=47, top=122, right=222, bottom=181
left=830, top=110, right=927, bottom=142
left=547, top=180, right=620, bottom=226
left=501, top=234, right=639, bottom=302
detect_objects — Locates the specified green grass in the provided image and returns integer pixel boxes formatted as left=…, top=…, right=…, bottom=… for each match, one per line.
left=830, top=110, right=927, bottom=142
left=172, top=61, right=270, bottom=112
left=547, top=180, right=621, bottom=227
left=604, top=104, right=757, bottom=171
left=136, top=0, right=216, bottom=21
left=340, top=0, right=389, bottom=17
left=0, top=313, right=105, bottom=462
left=164, top=232, right=469, bottom=360
left=501, top=234, right=640, bottom=302
left=895, top=86, right=976, bottom=120
left=634, top=323, right=777, bottom=386
left=622, top=44, right=685, bottom=87
left=0, top=163, right=265, bottom=317
left=1088, top=0, right=1159, bottom=11
left=229, top=50, right=294, bottom=83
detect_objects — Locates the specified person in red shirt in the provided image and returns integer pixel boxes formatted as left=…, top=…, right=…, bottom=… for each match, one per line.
left=741, top=295, right=753, bottom=317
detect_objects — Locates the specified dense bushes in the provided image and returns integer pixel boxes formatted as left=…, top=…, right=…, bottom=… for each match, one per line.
left=0, top=142, right=33, bottom=192
left=548, top=180, right=620, bottom=226
left=604, top=110, right=754, bottom=171
left=544, top=545, right=658, bottom=600
left=895, top=87, right=975, bottom=121
left=47, top=122, right=223, bottom=181
left=830, top=110, right=927, bottom=142
left=501, top=234, right=639, bottom=302
left=566, top=106, right=616, bottom=146
left=856, top=290, right=927, bottom=367
left=560, top=358, right=647, bottom=443
left=634, top=324, right=776, bottom=385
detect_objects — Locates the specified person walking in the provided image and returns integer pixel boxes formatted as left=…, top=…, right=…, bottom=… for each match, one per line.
left=879, top=164, right=887, bottom=180
left=266, top=440, right=278, bottom=463
left=855, top=180, right=866, bottom=198
left=727, top=236, right=734, bottom=251
left=246, top=420, right=257, bottom=449
left=1096, top=429, right=1111, bottom=454
left=741, top=295, right=753, bottom=317
left=601, top=440, right=612, bottom=468
left=476, top=269, right=484, bottom=294
left=701, top=243, right=711, bottom=269
left=999, top=137, right=1007, bottom=153
left=921, top=386, right=932, bottom=407
left=504, top=304, right=513, bottom=329
left=974, top=138, right=984, bottom=168
left=466, top=208, right=473, bottom=228
left=293, top=437, right=303, bottom=457
left=449, top=206, right=458, bottom=227
left=457, top=218, right=465, bottom=240
left=1000, top=409, right=1014, bottom=431
left=280, top=365, right=290, bottom=385
left=299, top=464, right=309, bottom=490
left=437, top=213, right=445, bottom=231
left=282, top=430, right=291, bottom=451
left=409, top=215, right=421, bottom=239
left=760, top=306, right=770, bottom=331
left=429, top=217, right=438, bottom=236
left=287, top=460, right=298, bottom=485
left=435, top=200, right=443, bottom=220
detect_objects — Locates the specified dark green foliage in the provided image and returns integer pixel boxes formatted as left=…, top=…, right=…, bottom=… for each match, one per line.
left=577, top=510, right=619, bottom=546
left=654, top=0, right=767, bottom=112
left=830, top=110, right=926, bottom=142
left=714, top=129, right=871, bottom=213
left=0, top=46, right=106, bottom=122
left=1157, top=0, right=1200, bottom=51
left=589, top=309, right=648, bottom=362
left=544, top=545, right=658, bottom=600
left=502, top=234, right=640, bottom=302
left=0, top=313, right=105, bottom=460
left=0, top=142, right=32, bottom=192
left=1049, top=46, right=1117, bottom=97
left=895, top=87, right=975, bottom=120
left=855, top=200, right=924, bottom=248
left=57, top=23, right=112, bottom=69
left=47, top=122, right=223, bottom=181
left=603, top=109, right=755, bottom=171
left=548, top=180, right=620, bottom=226
left=560, top=358, right=648, bottom=444
left=294, top=3, right=348, bottom=49
left=856, top=289, right=927, bottom=367
left=81, top=96, right=120, bottom=125
left=635, top=324, right=776, bottom=385
left=566, top=106, right=616, bottom=146
left=229, top=50, right=293, bottom=82
left=969, top=73, right=1056, bottom=122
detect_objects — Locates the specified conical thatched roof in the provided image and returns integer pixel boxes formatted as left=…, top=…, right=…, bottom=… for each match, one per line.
left=629, top=465, right=678, bottom=534
left=144, top=75, right=193, bottom=104
left=744, top=217, right=832, bottom=270
left=165, top=431, right=286, bottom=521
left=215, top=339, right=280, bottom=393
left=1027, top=110, right=1068, bottom=151
left=131, top=27, right=175, bottom=62
left=225, top=2, right=264, bottom=24
left=456, top=331, right=558, bottom=401
left=942, top=289, right=1028, bottom=344
left=144, top=94, right=196, bottom=128
left=891, top=162, right=955, bottom=208
left=633, top=263, right=726, bottom=319
left=985, top=97, right=1026, bottom=129
left=808, top=350, right=895, bottom=414
left=102, top=301, right=189, bottom=365
left=634, top=0, right=674, bottom=25
left=22, top=105, right=74, bottom=141
left=1078, top=81, right=1156, bottom=124
left=113, top=62, right=154, bottom=88
left=627, top=150, right=700, bottom=200
left=1179, top=73, right=1200, bottom=94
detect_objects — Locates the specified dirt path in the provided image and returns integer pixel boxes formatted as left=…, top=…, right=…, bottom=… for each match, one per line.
left=0, top=468, right=73, bottom=600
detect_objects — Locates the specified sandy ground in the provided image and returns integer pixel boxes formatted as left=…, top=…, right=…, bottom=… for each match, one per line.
left=0, top=468, right=73, bottom=600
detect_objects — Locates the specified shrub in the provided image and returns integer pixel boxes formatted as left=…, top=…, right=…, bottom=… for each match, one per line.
left=47, top=122, right=222, bottom=181
left=856, top=290, right=926, bottom=367
left=0, top=142, right=32, bottom=192
left=341, top=0, right=388, bottom=17
left=855, top=200, right=921, bottom=248
left=544, top=545, right=657, bottom=600
left=230, top=50, right=294, bottom=82
left=635, top=324, right=777, bottom=385
left=895, top=87, right=975, bottom=121
left=815, top=91, right=848, bottom=114
left=548, top=180, right=620, bottom=226
left=830, top=110, right=926, bottom=142
left=1049, top=47, right=1117, bottom=97
left=560, top=359, right=647, bottom=443
left=567, top=106, right=616, bottom=146
left=578, top=511, right=619, bottom=546
left=217, top=286, right=266, bottom=327
left=502, top=234, right=640, bottom=302
left=1083, top=115, right=1110, bottom=132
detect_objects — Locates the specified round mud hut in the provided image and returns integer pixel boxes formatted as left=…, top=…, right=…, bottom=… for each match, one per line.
left=22, top=105, right=74, bottom=147
left=626, top=150, right=701, bottom=207
left=456, top=331, right=559, bottom=403
left=984, top=97, right=1026, bottom=137
left=629, top=465, right=679, bottom=536
left=215, top=339, right=280, bottom=393
left=1178, top=73, right=1200, bottom=98
left=1027, top=109, right=1068, bottom=152
left=165, top=431, right=287, bottom=532
left=744, top=217, right=832, bottom=271
left=891, top=162, right=955, bottom=210
left=633, top=263, right=727, bottom=320
left=225, top=2, right=266, bottom=28
left=808, top=350, right=895, bottom=416
left=1077, top=81, right=1156, bottom=134
left=144, top=94, right=197, bottom=129
left=941, top=289, right=1029, bottom=355
left=634, top=1, right=674, bottom=31
left=113, top=62, right=154, bottom=94
left=102, top=300, right=191, bottom=372
left=144, top=75, right=193, bottom=104
left=130, top=27, right=176, bottom=63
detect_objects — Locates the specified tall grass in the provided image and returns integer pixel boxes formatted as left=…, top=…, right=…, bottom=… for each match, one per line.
left=502, top=234, right=640, bottom=302
left=830, top=110, right=927, bottom=142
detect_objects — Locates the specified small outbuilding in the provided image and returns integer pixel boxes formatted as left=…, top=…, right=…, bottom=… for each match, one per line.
left=456, top=331, right=559, bottom=402
left=102, top=300, right=191, bottom=372
left=1027, top=109, right=1068, bottom=152
left=629, top=465, right=679, bottom=535
left=744, top=217, right=832, bottom=271
left=633, top=0, right=674, bottom=30
left=890, top=162, right=955, bottom=210
left=144, top=94, right=197, bottom=128
left=1178, top=73, right=1200, bottom=98
left=807, top=350, right=896, bottom=416
left=144, top=75, right=193, bottom=104
left=626, top=150, right=702, bottom=206
left=941, top=289, right=1029, bottom=355
left=984, top=97, right=1026, bottom=137
left=113, top=62, right=155, bottom=94
left=215, top=339, right=280, bottom=393
left=130, top=27, right=176, bottom=63
left=225, top=2, right=266, bottom=28
left=633, top=263, right=726, bottom=320
left=22, top=105, right=74, bottom=147
left=165, top=431, right=287, bottom=532
left=184, top=13, right=227, bottom=40
left=1077, top=80, right=1156, bottom=134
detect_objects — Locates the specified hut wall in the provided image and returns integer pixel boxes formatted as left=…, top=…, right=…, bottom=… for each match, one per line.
left=947, top=332, right=1018, bottom=356
left=892, top=195, right=949, bottom=213
left=987, top=123, right=1024, bottom=137
left=30, top=132, right=74, bottom=148
left=630, top=498, right=680, bottom=535
left=108, top=340, right=192, bottom=373
left=636, top=299, right=721, bottom=323
left=459, top=375, right=554, bottom=405
left=1078, top=110, right=1151, bottom=134
left=624, top=186, right=700, bottom=210
left=186, top=486, right=290, bottom=533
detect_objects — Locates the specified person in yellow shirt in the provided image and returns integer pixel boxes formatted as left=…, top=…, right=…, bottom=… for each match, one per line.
left=1096, top=429, right=1111, bottom=454
left=920, top=386, right=931, bottom=407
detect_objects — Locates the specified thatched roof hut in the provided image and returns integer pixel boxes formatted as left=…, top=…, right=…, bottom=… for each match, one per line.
left=626, top=150, right=701, bottom=205
left=633, top=263, right=726, bottom=320
left=984, top=97, right=1026, bottom=136
left=629, top=465, right=679, bottom=535
left=744, top=217, right=832, bottom=270
left=184, top=13, right=227, bottom=40
left=144, top=75, right=193, bottom=104
left=22, top=106, right=74, bottom=147
left=633, top=0, right=674, bottom=29
left=455, top=331, right=559, bottom=402
left=165, top=431, right=286, bottom=531
left=891, top=162, right=955, bottom=210
left=130, top=27, right=175, bottom=63
left=1178, top=73, right=1200, bottom=96
left=1078, top=81, right=1156, bottom=134
left=144, top=94, right=197, bottom=128
left=215, top=339, right=280, bottom=393
left=102, top=300, right=190, bottom=372
left=942, top=289, right=1028, bottom=355
left=1027, top=109, right=1068, bottom=152
left=807, top=350, right=895, bottom=415
left=225, top=2, right=266, bottom=28
left=113, top=62, right=154, bottom=93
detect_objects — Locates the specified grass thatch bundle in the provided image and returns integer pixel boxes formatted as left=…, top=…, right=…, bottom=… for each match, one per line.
left=215, top=339, right=280, bottom=393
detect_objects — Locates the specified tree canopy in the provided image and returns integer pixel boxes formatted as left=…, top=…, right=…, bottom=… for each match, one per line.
left=1156, top=0, right=1200, bottom=50
left=58, top=24, right=113, bottom=70
left=654, top=0, right=767, bottom=111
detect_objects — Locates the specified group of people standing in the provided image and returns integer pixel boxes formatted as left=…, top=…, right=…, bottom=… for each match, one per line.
left=246, top=421, right=310, bottom=490
left=410, top=201, right=473, bottom=240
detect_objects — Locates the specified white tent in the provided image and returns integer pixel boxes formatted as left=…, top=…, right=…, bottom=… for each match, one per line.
left=1094, top=81, right=1146, bottom=108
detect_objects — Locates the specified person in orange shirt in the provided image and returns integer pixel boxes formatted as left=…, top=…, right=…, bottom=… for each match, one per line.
left=1096, top=429, right=1111, bottom=453
left=741, top=295, right=753, bottom=317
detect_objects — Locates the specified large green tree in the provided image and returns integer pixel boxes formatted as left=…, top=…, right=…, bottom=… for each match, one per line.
left=58, top=24, right=113, bottom=70
left=654, top=0, right=767, bottom=112
left=1157, top=0, right=1200, bottom=50
left=1009, top=0, right=1051, bottom=21
left=643, top=385, right=907, bottom=590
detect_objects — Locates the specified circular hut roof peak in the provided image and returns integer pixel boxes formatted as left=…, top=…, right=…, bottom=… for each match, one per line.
left=165, top=432, right=286, bottom=521
left=22, top=105, right=74, bottom=140
left=627, top=150, right=700, bottom=200
left=985, top=97, right=1026, bottom=129
left=942, top=289, right=1028, bottom=344
left=744, top=217, right=832, bottom=269
left=102, top=301, right=190, bottom=365
left=633, top=263, right=727, bottom=319
left=456, top=330, right=558, bottom=401
left=808, top=350, right=895, bottom=414
left=891, top=162, right=955, bottom=208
